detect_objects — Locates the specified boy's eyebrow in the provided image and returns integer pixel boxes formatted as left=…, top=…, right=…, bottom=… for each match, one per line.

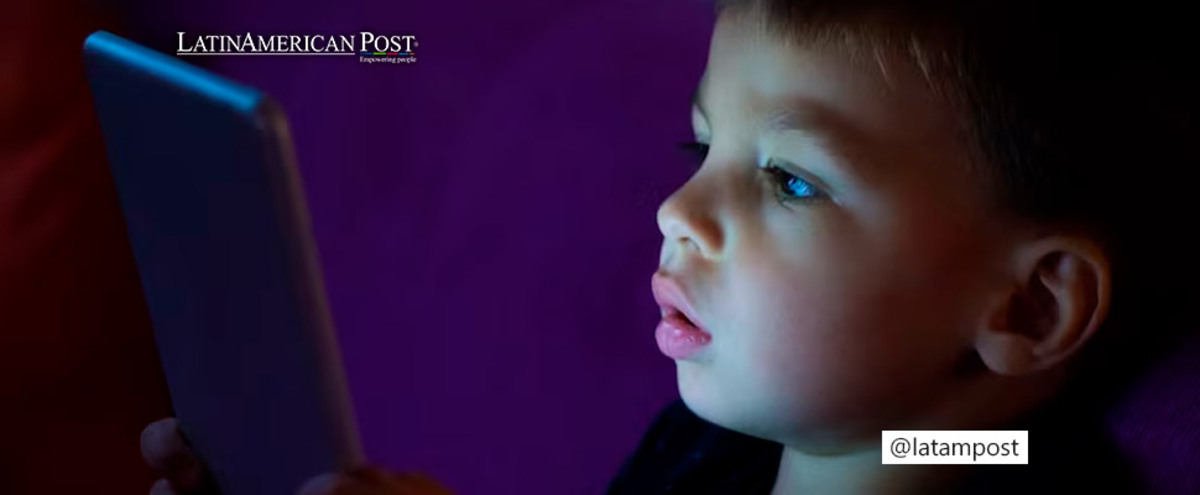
left=689, top=80, right=874, bottom=181
left=763, top=98, right=877, bottom=181
left=764, top=95, right=844, bottom=135
left=691, top=83, right=855, bottom=148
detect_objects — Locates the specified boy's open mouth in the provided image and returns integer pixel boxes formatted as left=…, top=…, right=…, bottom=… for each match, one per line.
left=671, top=308, right=695, bottom=325
left=650, top=273, right=709, bottom=334
left=651, top=273, right=713, bottom=360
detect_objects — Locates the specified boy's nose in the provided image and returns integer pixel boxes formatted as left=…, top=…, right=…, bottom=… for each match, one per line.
left=656, top=183, right=724, bottom=264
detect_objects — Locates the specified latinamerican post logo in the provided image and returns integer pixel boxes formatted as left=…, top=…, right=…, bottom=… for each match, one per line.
left=176, top=31, right=418, bottom=64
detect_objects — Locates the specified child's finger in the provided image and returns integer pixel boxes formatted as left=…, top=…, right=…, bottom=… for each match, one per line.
left=140, top=418, right=206, bottom=491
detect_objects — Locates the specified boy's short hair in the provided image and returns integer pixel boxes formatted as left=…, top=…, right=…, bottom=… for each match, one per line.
left=713, top=0, right=1200, bottom=406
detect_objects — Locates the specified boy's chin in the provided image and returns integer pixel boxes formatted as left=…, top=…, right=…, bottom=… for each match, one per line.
left=676, top=373, right=777, bottom=439
left=677, top=374, right=862, bottom=448
left=680, top=392, right=785, bottom=443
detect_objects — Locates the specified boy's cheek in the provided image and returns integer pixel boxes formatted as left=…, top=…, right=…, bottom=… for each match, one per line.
left=745, top=337, right=951, bottom=435
left=737, top=287, right=958, bottom=392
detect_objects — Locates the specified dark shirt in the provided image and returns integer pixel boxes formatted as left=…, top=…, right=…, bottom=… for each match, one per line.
left=607, top=399, right=1144, bottom=495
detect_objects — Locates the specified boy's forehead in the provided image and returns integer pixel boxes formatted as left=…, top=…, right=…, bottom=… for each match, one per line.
left=703, top=19, right=887, bottom=116
left=690, top=33, right=884, bottom=169
left=704, top=16, right=961, bottom=140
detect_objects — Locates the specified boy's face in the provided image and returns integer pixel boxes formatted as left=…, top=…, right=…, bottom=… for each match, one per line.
left=656, top=13, right=1014, bottom=448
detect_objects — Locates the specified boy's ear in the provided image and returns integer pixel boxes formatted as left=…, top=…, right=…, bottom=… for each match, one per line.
left=974, top=237, right=1112, bottom=375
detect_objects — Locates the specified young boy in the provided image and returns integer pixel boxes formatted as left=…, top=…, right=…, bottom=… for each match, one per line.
left=142, top=1, right=1198, bottom=494
left=603, top=1, right=1198, bottom=493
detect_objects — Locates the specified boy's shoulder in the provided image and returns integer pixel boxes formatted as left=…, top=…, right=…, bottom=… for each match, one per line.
left=606, top=399, right=783, bottom=495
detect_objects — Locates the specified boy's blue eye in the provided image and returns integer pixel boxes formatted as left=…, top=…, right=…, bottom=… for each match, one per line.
left=762, top=162, right=823, bottom=202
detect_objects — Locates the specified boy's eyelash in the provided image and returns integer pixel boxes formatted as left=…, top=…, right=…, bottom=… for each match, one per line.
left=675, top=141, right=825, bottom=205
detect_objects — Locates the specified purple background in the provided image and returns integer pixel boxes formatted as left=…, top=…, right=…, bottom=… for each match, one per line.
left=114, top=0, right=1200, bottom=493
left=127, top=0, right=716, bottom=493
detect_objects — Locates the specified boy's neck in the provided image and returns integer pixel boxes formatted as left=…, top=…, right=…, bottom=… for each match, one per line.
left=769, top=446, right=973, bottom=495
left=766, top=382, right=1064, bottom=495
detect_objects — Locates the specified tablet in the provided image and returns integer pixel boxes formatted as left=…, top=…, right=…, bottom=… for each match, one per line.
left=83, top=30, right=363, bottom=494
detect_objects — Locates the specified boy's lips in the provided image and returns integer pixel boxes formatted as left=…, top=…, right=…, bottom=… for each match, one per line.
left=651, top=272, right=708, bottom=333
left=651, top=272, right=713, bottom=360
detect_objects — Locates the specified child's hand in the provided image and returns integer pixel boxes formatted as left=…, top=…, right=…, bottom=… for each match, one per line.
left=140, top=418, right=455, bottom=495
left=141, top=417, right=215, bottom=494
